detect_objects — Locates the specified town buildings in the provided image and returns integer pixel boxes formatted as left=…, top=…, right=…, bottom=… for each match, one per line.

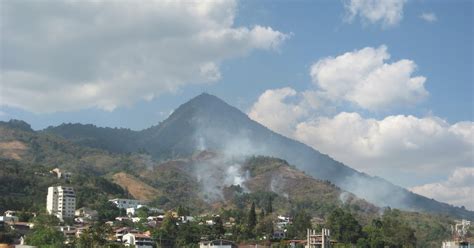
left=46, top=186, right=76, bottom=220
left=442, top=220, right=472, bottom=248
left=108, top=198, right=140, bottom=209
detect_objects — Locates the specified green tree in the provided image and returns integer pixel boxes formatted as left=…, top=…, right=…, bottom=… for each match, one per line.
left=25, top=214, right=64, bottom=247
left=176, top=221, right=202, bottom=246
left=25, top=226, right=65, bottom=248
left=247, top=202, right=257, bottom=229
left=360, top=219, right=385, bottom=248
left=256, top=215, right=274, bottom=239
left=176, top=205, right=190, bottom=216
left=259, top=209, right=265, bottom=221
left=136, top=206, right=149, bottom=219
left=74, top=223, right=114, bottom=248
left=94, top=199, right=120, bottom=221
left=154, top=212, right=178, bottom=246
left=17, top=211, right=34, bottom=222
left=287, top=210, right=312, bottom=239
left=326, top=208, right=362, bottom=244
left=265, top=196, right=273, bottom=215
left=380, top=209, right=416, bottom=247
left=243, top=202, right=257, bottom=239
left=358, top=209, right=417, bottom=248
left=0, top=230, right=15, bottom=244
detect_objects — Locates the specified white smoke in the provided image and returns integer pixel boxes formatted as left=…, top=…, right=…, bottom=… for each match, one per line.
left=190, top=116, right=273, bottom=202
left=270, top=174, right=289, bottom=199
left=340, top=173, right=410, bottom=209
left=136, top=154, right=156, bottom=170
left=193, top=154, right=250, bottom=202
left=197, top=135, right=207, bottom=151
left=339, top=191, right=351, bottom=205
left=224, top=163, right=249, bottom=187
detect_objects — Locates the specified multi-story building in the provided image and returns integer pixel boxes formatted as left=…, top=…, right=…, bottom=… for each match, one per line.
left=47, top=186, right=76, bottom=220
left=306, top=228, right=333, bottom=248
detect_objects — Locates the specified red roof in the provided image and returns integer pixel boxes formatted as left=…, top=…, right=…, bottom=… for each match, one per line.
left=133, top=233, right=151, bottom=239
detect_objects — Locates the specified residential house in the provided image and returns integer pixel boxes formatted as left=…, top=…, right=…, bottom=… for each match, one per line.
left=50, top=168, right=72, bottom=180
left=2, top=210, right=19, bottom=222
left=74, top=207, right=98, bottom=222
left=199, top=239, right=237, bottom=248
left=122, top=233, right=154, bottom=248
left=114, top=227, right=139, bottom=242
left=58, top=226, right=76, bottom=243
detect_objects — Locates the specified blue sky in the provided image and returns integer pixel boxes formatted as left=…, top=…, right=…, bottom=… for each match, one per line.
left=1, top=0, right=473, bottom=209
left=2, top=0, right=472, bottom=130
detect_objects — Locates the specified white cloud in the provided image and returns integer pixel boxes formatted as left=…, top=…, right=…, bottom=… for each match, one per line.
left=249, top=87, right=473, bottom=204
left=0, top=0, right=288, bottom=113
left=411, top=167, right=474, bottom=210
left=344, top=0, right=406, bottom=27
left=420, top=12, right=437, bottom=23
left=310, top=45, right=428, bottom=110
left=248, top=48, right=455, bottom=182
left=248, top=45, right=471, bottom=207
left=248, top=88, right=308, bottom=137
left=294, top=113, right=473, bottom=177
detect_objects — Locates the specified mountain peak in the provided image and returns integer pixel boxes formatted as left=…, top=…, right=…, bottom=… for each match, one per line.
left=169, top=92, right=242, bottom=122
left=41, top=93, right=474, bottom=220
left=186, top=92, right=229, bottom=108
left=195, top=92, right=217, bottom=99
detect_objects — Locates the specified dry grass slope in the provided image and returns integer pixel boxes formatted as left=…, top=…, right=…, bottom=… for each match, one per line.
left=112, top=172, right=161, bottom=202
left=0, top=140, right=27, bottom=160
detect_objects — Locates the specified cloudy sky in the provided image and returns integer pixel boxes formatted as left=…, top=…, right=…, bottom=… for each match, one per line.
left=1, top=0, right=472, bottom=210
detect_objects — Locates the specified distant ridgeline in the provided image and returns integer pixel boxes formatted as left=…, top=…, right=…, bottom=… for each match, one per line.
left=0, top=116, right=471, bottom=246
left=39, top=93, right=473, bottom=220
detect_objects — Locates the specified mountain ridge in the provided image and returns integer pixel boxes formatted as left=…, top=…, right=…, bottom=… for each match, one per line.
left=0, top=120, right=464, bottom=246
left=35, top=93, right=474, bottom=219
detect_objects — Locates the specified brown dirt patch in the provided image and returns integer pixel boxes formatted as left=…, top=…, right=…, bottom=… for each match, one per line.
left=112, top=172, right=161, bottom=202
left=0, top=140, right=27, bottom=160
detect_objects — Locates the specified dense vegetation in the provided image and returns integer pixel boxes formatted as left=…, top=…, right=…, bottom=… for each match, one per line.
left=41, top=94, right=474, bottom=220
left=0, top=158, right=128, bottom=213
left=0, top=119, right=471, bottom=246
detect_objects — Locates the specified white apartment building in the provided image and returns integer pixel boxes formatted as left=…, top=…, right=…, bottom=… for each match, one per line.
left=47, top=186, right=76, bottom=220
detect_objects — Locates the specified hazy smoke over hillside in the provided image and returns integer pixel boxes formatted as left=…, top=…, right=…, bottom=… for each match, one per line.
left=192, top=112, right=394, bottom=207
left=80, top=92, right=468, bottom=218
left=270, top=174, right=289, bottom=199
left=340, top=173, right=410, bottom=209
left=194, top=156, right=250, bottom=202
left=38, top=93, right=474, bottom=218
left=192, top=120, right=260, bottom=202
left=190, top=113, right=412, bottom=209
left=339, top=191, right=351, bottom=205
